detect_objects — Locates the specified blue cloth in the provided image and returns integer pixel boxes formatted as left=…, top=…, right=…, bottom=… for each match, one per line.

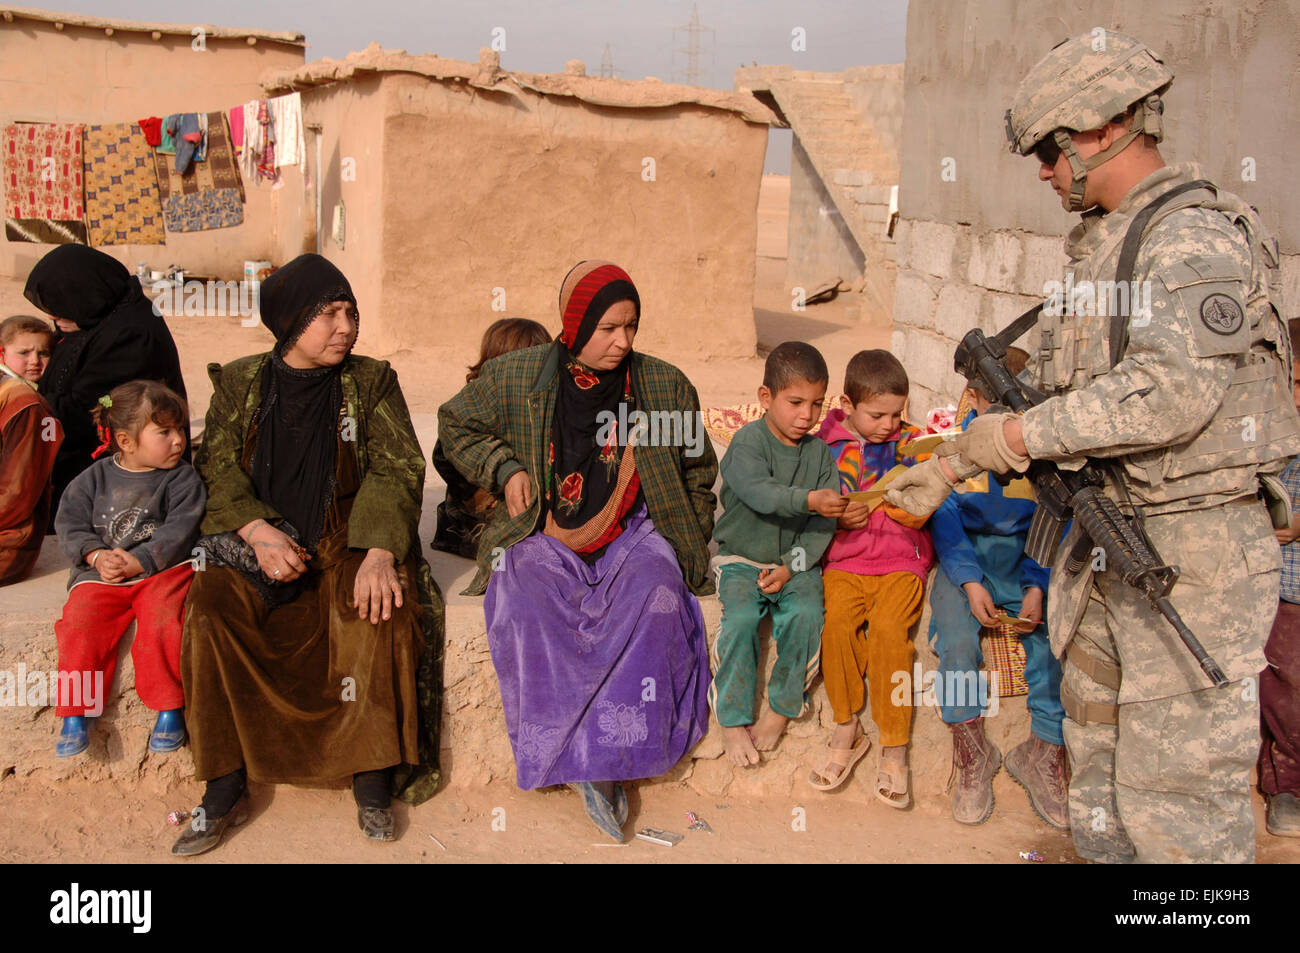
left=928, top=532, right=1064, bottom=744
left=930, top=410, right=1048, bottom=593
left=1281, top=455, right=1300, bottom=604
left=168, top=113, right=201, bottom=174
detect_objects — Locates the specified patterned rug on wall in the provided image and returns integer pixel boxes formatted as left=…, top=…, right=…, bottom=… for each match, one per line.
left=153, top=111, right=245, bottom=232
left=4, top=122, right=87, bottom=243
left=82, top=122, right=165, bottom=246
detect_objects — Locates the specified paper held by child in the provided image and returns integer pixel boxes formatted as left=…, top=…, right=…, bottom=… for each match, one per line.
left=845, top=464, right=910, bottom=510
left=995, top=610, right=1036, bottom=627
left=898, top=429, right=962, bottom=457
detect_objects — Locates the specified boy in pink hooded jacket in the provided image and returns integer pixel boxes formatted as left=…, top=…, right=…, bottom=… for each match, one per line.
left=809, top=350, right=934, bottom=807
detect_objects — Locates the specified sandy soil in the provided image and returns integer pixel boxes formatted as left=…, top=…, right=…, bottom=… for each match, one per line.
left=3, top=175, right=1295, bottom=865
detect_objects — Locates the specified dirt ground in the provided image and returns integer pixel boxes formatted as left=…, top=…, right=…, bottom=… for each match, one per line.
left=2, top=174, right=1296, bottom=865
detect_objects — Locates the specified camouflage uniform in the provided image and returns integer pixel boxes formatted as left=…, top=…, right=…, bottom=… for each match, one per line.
left=1018, top=166, right=1297, bottom=862
left=1005, top=35, right=1300, bottom=863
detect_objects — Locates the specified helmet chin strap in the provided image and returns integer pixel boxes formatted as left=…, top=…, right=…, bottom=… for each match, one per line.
left=1054, top=95, right=1162, bottom=212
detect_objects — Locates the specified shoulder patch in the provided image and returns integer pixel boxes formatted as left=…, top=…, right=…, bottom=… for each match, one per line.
left=1200, top=294, right=1244, bottom=336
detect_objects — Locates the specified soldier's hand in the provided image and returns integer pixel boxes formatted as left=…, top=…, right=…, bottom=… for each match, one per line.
left=884, top=456, right=956, bottom=517
left=950, top=412, right=1030, bottom=475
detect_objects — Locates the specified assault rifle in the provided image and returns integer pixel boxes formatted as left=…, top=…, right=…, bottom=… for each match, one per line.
left=953, top=324, right=1228, bottom=688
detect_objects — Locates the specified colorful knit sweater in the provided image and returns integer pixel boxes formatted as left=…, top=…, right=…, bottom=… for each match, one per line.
left=814, top=408, right=934, bottom=580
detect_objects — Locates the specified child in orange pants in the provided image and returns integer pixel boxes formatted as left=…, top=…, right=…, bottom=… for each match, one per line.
left=810, top=350, right=934, bottom=806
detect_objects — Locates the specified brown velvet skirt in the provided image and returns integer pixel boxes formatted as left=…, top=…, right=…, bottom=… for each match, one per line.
left=181, top=447, right=423, bottom=785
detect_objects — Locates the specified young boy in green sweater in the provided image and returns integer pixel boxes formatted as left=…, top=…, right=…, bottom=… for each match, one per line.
left=711, top=342, right=846, bottom=766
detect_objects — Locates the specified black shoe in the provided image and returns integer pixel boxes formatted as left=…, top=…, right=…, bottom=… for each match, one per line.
left=171, top=795, right=249, bottom=857
left=357, top=806, right=395, bottom=841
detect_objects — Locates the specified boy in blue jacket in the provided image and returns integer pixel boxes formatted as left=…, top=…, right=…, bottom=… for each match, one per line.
left=927, top=347, right=1066, bottom=830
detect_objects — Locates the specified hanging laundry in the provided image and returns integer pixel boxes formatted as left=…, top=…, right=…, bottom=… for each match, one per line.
left=158, top=114, right=178, bottom=156
left=255, top=100, right=277, bottom=183
left=82, top=122, right=164, bottom=246
left=239, top=99, right=264, bottom=183
left=166, top=113, right=202, bottom=174
left=153, top=112, right=244, bottom=232
left=228, top=104, right=244, bottom=158
left=267, top=92, right=305, bottom=168
left=4, top=122, right=87, bottom=244
left=137, top=117, right=163, bottom=148
left=195, top=112, right=208, bottom=163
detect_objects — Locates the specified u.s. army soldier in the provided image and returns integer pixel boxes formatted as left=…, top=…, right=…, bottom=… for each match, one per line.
left=889, top=31, right=1300, bottom=863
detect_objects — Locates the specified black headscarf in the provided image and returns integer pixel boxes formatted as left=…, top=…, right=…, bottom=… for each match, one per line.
left=250, top=254, right=357, bottom=550
left=26, top=246, right=188, bottom=518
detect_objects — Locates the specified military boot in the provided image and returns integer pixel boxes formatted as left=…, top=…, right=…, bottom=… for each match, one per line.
left=947, top=717, right=1001, bottom=825
left=1006, top=733, right=1070, bottom=830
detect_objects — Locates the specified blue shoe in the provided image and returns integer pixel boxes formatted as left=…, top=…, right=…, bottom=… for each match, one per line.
left=149, top=709, right=187, bottom=753
left=56, top=716, right=90, bottom=758
left=612, top=781, right=628, bottom=827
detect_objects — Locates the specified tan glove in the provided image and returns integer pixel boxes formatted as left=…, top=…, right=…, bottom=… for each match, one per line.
left=946, top=412, right=1030, bottom=475
left=885, top=456, right=965, bottom=517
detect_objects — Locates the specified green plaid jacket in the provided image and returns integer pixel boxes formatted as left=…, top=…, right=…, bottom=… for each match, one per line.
left=197, top=352, right=425, bottom=562
left=438, top=342, right=718, bottom=596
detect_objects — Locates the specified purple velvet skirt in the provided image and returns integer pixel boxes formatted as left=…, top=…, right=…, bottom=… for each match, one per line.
left=484, top=506, right=711, bottom=789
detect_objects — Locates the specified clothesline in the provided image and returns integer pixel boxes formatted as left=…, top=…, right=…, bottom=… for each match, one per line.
left=3, top=92, right=305, bottom=247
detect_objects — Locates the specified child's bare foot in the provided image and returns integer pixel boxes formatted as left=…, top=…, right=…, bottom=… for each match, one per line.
left=749, top=709, right=790, bottom=751
left=723, top=725, right=761, bottom=766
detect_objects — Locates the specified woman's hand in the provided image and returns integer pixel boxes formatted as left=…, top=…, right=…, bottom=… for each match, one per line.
left=353, top=548, right=403, bottom=624
left=239, top=518, right=309, bottom=582
left=503, top=470, right=532, bottom=518
left=1276, top=515, right=1300, bottom=546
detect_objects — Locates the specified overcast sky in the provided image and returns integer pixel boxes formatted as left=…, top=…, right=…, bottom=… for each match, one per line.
left=50, top=0, right=910, bottom=171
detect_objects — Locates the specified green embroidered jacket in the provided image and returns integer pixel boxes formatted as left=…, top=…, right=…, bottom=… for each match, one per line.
left=197, top=352, right=425, bottom=561
left=437, top=342, right=719, bottom=596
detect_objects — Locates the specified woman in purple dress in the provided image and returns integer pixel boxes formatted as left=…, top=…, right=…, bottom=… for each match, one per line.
left=438, top=261, right=717, bottom=840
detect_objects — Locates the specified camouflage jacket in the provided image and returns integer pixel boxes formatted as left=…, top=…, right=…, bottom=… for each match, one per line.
left=1020, top=162, right=1299, bottom=513
left=438, top=342, right=718, bottom=597
left=196, top=352, right=425, bottom=562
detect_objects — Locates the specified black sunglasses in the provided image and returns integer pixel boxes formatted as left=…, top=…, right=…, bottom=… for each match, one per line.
left=1033, top=135, right=1062, bottom=166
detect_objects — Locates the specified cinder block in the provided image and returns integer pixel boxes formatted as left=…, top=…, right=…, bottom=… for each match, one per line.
left=891, top=269, right=937, bottom=329
left=984, top=290, right=1044, bottom=339
left=968, top=230, right=1024, bottom=293
left=1282, top=254, right=1300, bottom=319
left=935, top=283, right=984, bottom=341
left=1018, top=232, right=1067, bottom=298
left=908, top=219, right=958, bottom=280
left=904, top=328, right=965, bottom=396
left=854, top=184, right=894, bottom=205
left=859, top=203, right=891, bottom=224
left=832, top=168, right=868, bottom=187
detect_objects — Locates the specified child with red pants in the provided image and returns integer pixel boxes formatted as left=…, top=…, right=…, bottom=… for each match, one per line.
left=53, top=380, right=205, bottom=757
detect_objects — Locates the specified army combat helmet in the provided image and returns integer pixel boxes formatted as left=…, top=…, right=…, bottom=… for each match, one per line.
left=1005, top=31, right=1173, bottom=211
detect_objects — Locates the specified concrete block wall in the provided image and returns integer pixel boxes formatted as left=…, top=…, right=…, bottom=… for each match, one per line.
left=892, top=0, right=1300, bottom=414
